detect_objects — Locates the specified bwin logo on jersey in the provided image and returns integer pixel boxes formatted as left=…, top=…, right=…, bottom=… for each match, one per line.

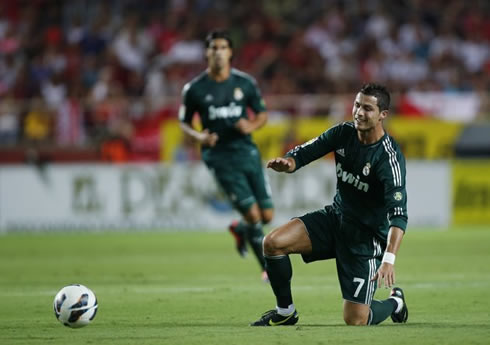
left=209, top=103, right=243, bottom=120
left=336, top=163, right=369, bottom=192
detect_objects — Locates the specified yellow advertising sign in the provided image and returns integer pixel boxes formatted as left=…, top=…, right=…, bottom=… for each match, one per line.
left=452, top=161, right=490, bottom=225
left=161, top=117, right=333, bottom=161
left=160, top=119, right=182, bottom=161
left=161, top=117, right=464, bottom=161
left=386, top=118, right=464, bottom=159
left=252, top=117, right=333, bottom=159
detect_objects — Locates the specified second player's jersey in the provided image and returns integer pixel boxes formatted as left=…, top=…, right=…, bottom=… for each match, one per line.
left=179, top=68, right=266, bottom=163
left=286, top=121, right=408, bottom=243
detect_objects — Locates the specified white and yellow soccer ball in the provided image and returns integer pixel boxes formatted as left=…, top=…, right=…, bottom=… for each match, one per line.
left=53, top=284, right=98, bottom=328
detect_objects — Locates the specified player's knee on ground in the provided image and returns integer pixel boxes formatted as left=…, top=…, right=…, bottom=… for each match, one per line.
left=343, top=315, right=367, bottom=326
left=343, top=308, right=369, bottom=326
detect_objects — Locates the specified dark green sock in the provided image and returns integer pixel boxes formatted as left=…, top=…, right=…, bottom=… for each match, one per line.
left=368, top=299, right=397, bottom=325
left=246, top=222, right=265, bottom=270
left=265, top=255, right=293, bottom=308
left=234, top=220, right=248, bottom=235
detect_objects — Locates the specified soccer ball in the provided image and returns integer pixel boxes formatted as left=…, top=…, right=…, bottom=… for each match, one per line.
left=53, top=284, right=98, bottom=328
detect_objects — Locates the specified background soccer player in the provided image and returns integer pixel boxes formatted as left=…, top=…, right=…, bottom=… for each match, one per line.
left=251, top=83, right=409, bottom=326
left=179, top=30, right=273, bottom=281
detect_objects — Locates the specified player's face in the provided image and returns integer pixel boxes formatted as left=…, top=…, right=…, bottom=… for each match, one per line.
left=352, top=93, right=387, bottom=132
left=206, top=38, right=232, bottom=70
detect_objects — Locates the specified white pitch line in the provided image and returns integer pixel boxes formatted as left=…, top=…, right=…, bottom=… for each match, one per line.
left=1, top=280, right=489, bottom=297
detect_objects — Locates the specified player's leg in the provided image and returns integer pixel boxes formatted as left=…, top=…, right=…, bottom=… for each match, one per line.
left=211, top=165, right=269, bottom=273
left=251, top=207, right=338, bottom=326
left=250, top=218, right=310, bottom=326
left=345, top=293, right=407, bottom=325
left=228, top=203, right=265, bottom=259
left=238, top=158, right=274, bottom=273
left=336, top=231, right=407, bottom=325
left=228, top=219, right=248, bottom=257
left=338, top=260, right=379, bottom=325
left=342, top=288, right=407, bottom=326
left=257, top=207, right=274, bottom=281
left=341, top=271, right=406, bottom=325
left=242, top=203, right=267, bottom=271
left=369, top=287, right=408, bottom=324
left=260, top=207, right=273, bottom=225
left=343, top=301, right=370, bottom=325
left=209, top=163, right=256, bottom=258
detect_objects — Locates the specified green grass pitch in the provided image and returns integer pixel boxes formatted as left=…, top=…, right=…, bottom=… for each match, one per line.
left=1, top=227, right=489, bottom=345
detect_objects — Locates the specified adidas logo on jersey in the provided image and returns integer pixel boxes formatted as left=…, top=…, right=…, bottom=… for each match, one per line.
left=336, top=148, right=345, bottom=157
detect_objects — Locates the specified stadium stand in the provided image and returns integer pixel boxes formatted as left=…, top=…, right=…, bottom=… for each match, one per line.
left=0, top=0, right=488, bottom=161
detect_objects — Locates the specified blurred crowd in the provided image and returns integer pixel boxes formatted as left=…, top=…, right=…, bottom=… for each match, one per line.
left=0, top=0, right=488, bottom=160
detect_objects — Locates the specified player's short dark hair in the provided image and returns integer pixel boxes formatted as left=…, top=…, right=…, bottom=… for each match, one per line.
left=360, top=83, right=390, bottom=111
left=205, top=30, right=233, bottom=49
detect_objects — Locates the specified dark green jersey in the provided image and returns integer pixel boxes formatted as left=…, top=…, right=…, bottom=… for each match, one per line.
left=179, top=68, right=266, bottom=163
left=286, top=121, right=408, bottom=242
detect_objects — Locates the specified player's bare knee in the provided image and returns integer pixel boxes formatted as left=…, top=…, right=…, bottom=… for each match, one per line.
left=343, top=302, right=369, bottom=326
left=263, top=232, right=284, bottom=256
left=262, top=233, right=275, bottom=255
left=244, top=206, right=261, bottom=224
left=343, top=315, right=367, bottom=326
left=261, top=209, right=274, bottom=225
left=261, top=214, right=273, bottom=225
left=244, top=214, right=261, bottom=225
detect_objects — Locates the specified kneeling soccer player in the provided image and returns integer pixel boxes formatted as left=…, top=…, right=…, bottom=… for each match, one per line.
left=251, top=84, right=408, bottom=326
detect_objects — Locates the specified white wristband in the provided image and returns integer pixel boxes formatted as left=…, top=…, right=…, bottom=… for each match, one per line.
left=382, top=252, right=396, bottom=265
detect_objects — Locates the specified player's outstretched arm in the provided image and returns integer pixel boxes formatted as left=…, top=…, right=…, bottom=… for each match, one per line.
left=267, top=157, right=296, bottom=173
left=180, top=122, right=219, bottom=147
left=235, top=111, right=268, bottom=135
left=372, top=227, right=404, bottom=288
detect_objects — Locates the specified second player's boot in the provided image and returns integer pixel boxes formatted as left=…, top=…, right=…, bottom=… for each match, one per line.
left=228, top=220, right=247, bottom=257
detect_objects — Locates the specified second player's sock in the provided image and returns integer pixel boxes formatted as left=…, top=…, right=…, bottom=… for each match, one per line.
left=265, top=254, right=293, bottom=308
left=368, top=299, right=398, bottom=325
left=234, top=220, right=248, bottom=235
left=246, top=222, right=266, bottom=270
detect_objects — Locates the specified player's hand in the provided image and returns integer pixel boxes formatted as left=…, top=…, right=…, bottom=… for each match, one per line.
left=267, top=157, right=294, bottom=172
left=200, top=129, right=219, bottom=147
left=372, top=262, right=395, bottom=288
left=234, top=118, right=253, bottom=134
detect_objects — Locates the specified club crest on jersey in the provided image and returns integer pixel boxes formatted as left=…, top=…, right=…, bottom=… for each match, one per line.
left=234, top=88, right=244, bottom=101
left=394, top=192, right=403, bottom=201
left=362, top=162, right=371, bottom=176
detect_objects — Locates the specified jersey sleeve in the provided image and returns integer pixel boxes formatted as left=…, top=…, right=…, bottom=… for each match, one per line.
left=247, top=77, right=267, bottom=114
left=285, top=123, right=342, bottom=171
left=377, top=140, right=408, bottom=231
left=178, top=82, right=196, bottom=124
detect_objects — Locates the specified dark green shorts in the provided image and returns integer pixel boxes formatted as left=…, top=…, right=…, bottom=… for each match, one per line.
left=206, top=154, right=273, bottom=214
left=298, top=206, right=384, bottom=305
